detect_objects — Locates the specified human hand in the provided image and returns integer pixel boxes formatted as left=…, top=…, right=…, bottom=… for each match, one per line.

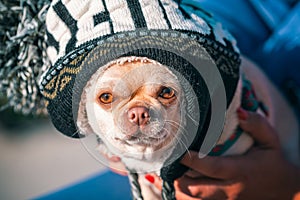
left=101, top=153, right=127, bottom=176
left=148, top=108, right=300, bottom=200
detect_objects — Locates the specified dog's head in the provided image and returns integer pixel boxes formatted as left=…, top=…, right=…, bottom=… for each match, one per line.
left=78, top=57, right=185, bottom=161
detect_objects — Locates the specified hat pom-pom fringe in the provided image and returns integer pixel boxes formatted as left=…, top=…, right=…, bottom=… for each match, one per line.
left=0, top=0, right=51, bottom=115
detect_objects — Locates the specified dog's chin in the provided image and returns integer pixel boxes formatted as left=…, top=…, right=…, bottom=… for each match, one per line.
left=109, top=127, right=178, bottom=166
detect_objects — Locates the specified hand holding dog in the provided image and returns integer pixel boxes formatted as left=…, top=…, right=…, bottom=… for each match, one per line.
left=150, top=108, right=300, bottom=200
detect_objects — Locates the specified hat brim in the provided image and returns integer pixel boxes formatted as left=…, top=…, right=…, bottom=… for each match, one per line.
left=41, top=30, right=240, bottom=159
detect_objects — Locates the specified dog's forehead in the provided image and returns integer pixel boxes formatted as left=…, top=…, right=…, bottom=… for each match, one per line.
left=96, top=61, right=179, bottom=88
left=101, top=61, right=144, bottom=79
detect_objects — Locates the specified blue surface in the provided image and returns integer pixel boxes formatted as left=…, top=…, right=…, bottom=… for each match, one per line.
left=35, top=171, right=132, bottom=200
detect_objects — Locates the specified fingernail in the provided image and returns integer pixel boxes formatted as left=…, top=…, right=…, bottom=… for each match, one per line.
left=237, top=107, right=248, bottom=120
left=145, top=174, right=155, bottom=184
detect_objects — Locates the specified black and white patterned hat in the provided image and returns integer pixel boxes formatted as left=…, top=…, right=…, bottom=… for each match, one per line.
left=39, top=0, right=241, bottom=139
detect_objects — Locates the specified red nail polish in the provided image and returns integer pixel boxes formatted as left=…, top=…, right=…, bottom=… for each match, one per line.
left=237, top=107, right=248, bottom=120
left=145, top=174, right=155, bottom=184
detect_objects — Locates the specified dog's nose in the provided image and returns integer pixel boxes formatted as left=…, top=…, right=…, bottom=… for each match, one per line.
left=128, top=106, right=150, bottom=126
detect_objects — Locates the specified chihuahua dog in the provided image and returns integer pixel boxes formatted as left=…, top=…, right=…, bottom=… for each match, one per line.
left=78, top=57, right=184, bottom=172
left=77, top=55, right=299, bottom=200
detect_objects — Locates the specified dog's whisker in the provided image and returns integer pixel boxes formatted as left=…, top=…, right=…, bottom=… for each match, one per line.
left=162, top=126, right=189, bottom=154
left=164, top=120, right=184, bottom=132
left=165, top=121, right=191, bottom=154
left=166, top=119, right=197, bottom=146
left=164, top=120, right=190, bottom=144
left=161, top=127, right=178, bottom=147
left=164, top=119, right=187, bottom=131
left=168, top=128, right=189, bottom=148
left=186, top=113, right=199, bottom=126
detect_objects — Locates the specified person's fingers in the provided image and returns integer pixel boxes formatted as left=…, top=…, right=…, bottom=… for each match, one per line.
left=184, top=169, right=205, bottom=178
left=176, top=176, right=208, bottom=196
left=147, top=174, right=162, bottom=190
left=175, top=176, right=233, bottom=199
left=175, top=190, right=202, bottom=200
left=146, top=174, right=202, bottom=200
left=180, top=109, right=281, bottom=179
left=237, top=108, right=280, bottom=148
left=109, top=167, right=128, bottom=176
left=100, top=153, right=127, bottom=175
left=108, top=160, right=128, bottom=176
left=108, top=155, right=121, bottom=162
left=181, top=151, right=242, bottom=179
left=101, top=153, right=121, bottom=162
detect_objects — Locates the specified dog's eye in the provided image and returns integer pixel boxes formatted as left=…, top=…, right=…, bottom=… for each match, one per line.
left=159, top=87, right=175, bottom=99
left=99, top=93, right=113, bottom=104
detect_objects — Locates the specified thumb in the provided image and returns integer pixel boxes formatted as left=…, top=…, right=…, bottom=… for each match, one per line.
left=237, top=108, right=280, bottom=148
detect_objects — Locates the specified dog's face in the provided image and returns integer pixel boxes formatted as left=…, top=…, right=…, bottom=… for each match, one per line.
left=83, top=58, right=183, bottom=160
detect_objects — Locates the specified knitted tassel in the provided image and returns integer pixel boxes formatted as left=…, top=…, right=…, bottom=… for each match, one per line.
left=128, top=172, right=177, bottom=200
left=127, top=170, right=144, bottom=200
left=162, top=180, right=176, bottom=200
left=0, top=0, right=51, bottom=115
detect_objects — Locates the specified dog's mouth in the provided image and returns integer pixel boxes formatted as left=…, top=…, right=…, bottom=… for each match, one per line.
left=115, top=128, right=169, bottom=146
left=126, top=135, right=166, bottom=145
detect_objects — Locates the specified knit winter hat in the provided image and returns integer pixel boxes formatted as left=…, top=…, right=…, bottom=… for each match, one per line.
left=40, top=0, right=240, bottom=140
